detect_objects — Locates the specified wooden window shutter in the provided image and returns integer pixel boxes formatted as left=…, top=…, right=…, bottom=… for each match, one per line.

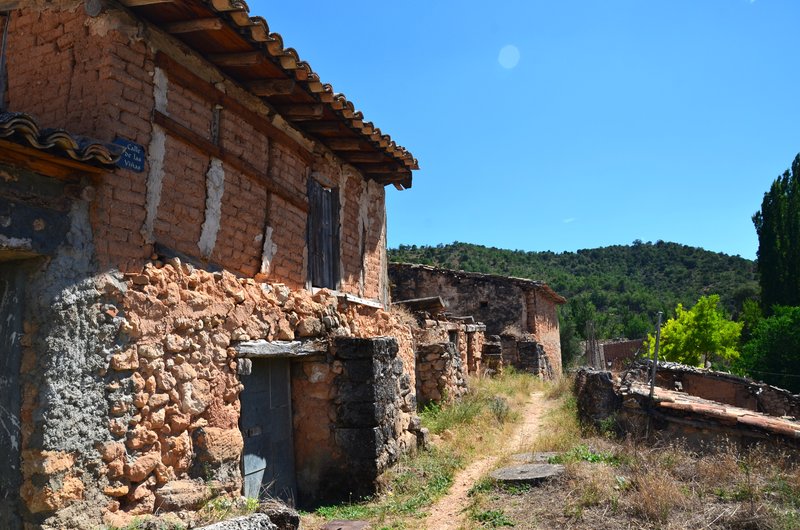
left=307, top=179, right=339, bottom=289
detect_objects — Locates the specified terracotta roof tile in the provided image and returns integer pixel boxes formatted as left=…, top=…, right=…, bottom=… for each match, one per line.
left=121, top=0, right=418, bottom=188
left=0, top=112, right=123, bottom=166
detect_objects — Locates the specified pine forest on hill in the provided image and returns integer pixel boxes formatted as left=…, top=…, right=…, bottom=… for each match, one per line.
left=388, top=241, right=758, bottom=349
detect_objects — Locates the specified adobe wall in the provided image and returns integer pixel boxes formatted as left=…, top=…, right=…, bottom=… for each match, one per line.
left=6, top=3, right=389, bottom=301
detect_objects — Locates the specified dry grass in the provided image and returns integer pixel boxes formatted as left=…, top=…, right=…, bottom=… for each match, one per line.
left=469, top=380, right=800, bottom=530
left=628, top=468, right=689, bottom=523
left=389, top=303, right=420, bottom=330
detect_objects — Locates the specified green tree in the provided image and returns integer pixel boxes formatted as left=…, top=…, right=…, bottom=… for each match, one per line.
left=752, top=154, right=800, bottom=312
left=647, top=295, right=742, bottom=368
left=741, top=306, right=800, bottom=393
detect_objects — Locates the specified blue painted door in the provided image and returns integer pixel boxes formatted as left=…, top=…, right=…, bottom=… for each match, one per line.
left=0, top=263, right=23, bottom=530
left=239, top=358, right=297, bottom=504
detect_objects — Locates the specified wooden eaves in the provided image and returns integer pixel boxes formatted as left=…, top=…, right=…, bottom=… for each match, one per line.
left=117, top=0, right=419, bottom=190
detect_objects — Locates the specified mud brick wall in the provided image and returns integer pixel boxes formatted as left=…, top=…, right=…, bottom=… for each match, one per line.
left=5, top=2, right=390, bottom=301
left=602, top=339, right=644, bottom=371
left=415, top=342, right=468, bottom=405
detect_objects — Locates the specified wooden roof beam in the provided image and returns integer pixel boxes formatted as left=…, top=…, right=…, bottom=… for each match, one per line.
left=164, top=18, right=224, bottom=34
left=356, top=163, right=408, bottom=174
left=247, top=79, right=296, bottom=97
left=299, top=121, right=342, bottom=134
left=342, top=152, right=388, bottom=163
left=208, top=51, right=265, bottom=67
left=275, top=103, right=324, bottom=119
left=324, top=138, right=364, bottom=151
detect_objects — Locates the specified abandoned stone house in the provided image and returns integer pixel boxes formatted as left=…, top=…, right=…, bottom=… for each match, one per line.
left=389, top=263, right=566, bottom=377
left=0, top=1, right=424, bottom=528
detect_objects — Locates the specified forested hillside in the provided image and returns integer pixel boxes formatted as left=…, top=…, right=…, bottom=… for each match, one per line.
left=389, top=241, right=758, bottom=345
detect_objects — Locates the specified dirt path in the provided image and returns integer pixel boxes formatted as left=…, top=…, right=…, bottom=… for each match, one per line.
left=422, top=390, right=554, bottom=530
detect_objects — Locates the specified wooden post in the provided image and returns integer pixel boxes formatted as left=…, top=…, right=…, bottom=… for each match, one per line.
left=648, top=312, right=663, bottom=401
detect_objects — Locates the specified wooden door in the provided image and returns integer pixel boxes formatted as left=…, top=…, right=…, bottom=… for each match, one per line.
left=0, top=263, right=23, bottom=529
left=239, top=358, right=297, bottom=504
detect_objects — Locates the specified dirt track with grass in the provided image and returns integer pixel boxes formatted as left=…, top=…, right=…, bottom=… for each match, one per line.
left=422, top=390, right=556, bottom=530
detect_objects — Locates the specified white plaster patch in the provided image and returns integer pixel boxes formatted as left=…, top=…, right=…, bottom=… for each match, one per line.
left=198, top=158, right=225, bottom=259
left=153, top=67, right=168, bottom=114
left=141, top=125, right=166, bottom=245
left=260, top=226, right=277, bottom=275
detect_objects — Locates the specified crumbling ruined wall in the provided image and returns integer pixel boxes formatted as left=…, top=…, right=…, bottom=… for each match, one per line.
left=575, top=368, right=800, bottom=453
left=390, top=264, right=527, bottom=336
left=629, top=363, right=800, bottom=418
left=525, top=289, right=562, bottom=376
left=415, top=342, right=468, bottom=404
left=389, top=263, right=564, bottom=377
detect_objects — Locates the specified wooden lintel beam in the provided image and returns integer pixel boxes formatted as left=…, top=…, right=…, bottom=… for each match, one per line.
left=247, top=79, right=296, bottom=97
left=208, top=51, right=264, bottom=67
left=324, top=138, right=364, bottom=151
left=120, top=0, right=176, bottom=6
left=164, top=18, right=224, bottom=34
left=275, top=103, right=324, bottom=119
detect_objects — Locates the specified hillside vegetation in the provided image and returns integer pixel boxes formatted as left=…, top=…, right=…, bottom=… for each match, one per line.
left=389, top=241, right=758, bottom=351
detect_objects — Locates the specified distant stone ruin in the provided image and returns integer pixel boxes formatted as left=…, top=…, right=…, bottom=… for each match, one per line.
left=574, top=363, right=800, bottom=451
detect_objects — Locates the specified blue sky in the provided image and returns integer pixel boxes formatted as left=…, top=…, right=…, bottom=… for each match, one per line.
left=250, top=0, right=799, bottom=259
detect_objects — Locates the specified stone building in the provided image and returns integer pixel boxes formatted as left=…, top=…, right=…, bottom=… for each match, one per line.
left=389, top=263, right=566, bottom=377
left=0, top=1, right=422, bottom=528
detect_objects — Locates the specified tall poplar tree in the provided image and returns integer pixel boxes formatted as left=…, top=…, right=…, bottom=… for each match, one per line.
left=752, top=154, right=800, bottom=313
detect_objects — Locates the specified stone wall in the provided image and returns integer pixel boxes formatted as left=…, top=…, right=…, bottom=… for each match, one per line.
left=575, top=368, right=800, bottom=453
left=406, top=317, right=484, bottom=404
left=415, top=343, right=468, bottom=405
left=12, top=258, right=421, bottom=529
